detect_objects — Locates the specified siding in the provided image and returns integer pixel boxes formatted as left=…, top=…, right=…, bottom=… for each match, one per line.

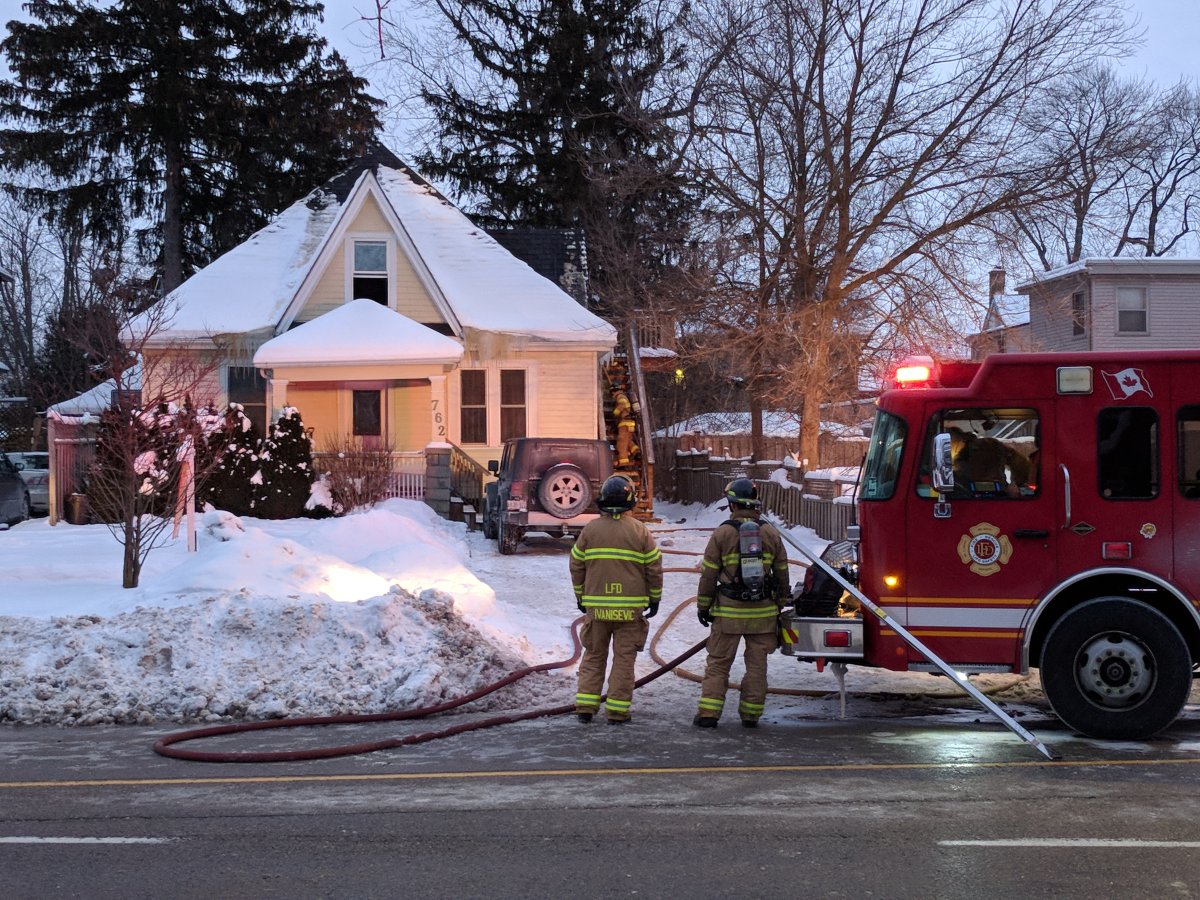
left=295, top=196, right=445, bottom=327
left=1027, top=275, right=1090, bottom=352
left=287, top=385, right=340, bottom=451
left=1091, top=275, right=1200, bottom=351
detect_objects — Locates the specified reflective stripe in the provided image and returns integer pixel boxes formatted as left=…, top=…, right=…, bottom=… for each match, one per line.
left=697, top=596, right=713, bottom=604
left=571, top=546, right=661, bottom=564
left=649, top=588, right=662, bottom=598
left=713, top=606, right=778, bottom=619
left=698, top=697, right=724, bottom=712
left=581, top=597, right=649, bottom=606
left=605, top=698, right=631, bottom=712
left=702, top=560, right=720, bottom=570
left=738, top=701, right=765, bottom=715
left=576, top=693, right=600, bottom=710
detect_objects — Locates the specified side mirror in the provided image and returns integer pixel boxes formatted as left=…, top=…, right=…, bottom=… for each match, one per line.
left=487, top=459, right=499, bottom=474
left=931, top=432, right=955, bottom=493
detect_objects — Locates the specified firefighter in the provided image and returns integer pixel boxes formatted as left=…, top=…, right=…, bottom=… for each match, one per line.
left=612, top=390, right=639, bottom=466
left=570, top=475, right=663, bottom=724
left=694, top=477, right=789, bottom=728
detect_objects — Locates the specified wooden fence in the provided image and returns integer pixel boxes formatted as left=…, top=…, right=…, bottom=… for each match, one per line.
left=665, top=449, right=858, bottom=542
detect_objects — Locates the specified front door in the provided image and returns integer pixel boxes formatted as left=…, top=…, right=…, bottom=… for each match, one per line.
left=902, top=401, right=1057, bottom=670
left=353, top=388, right=385, bottom=450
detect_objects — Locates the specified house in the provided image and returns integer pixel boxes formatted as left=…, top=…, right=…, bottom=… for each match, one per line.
left=970, top=268, right=1031, bottom=359
left=1012, top=258, right=1200, bottom=353
left=138, top=146, right=619, bottom=512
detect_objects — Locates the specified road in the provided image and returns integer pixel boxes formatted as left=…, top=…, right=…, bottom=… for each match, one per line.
left=2, top=705, right=1199, bottom=899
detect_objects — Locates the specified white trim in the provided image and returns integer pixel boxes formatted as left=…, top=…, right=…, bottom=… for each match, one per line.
left=452, top=361, right=538, bottom=447
left=345, top=233, right=394, bottom=305
left=1115, top=284, right=1149, bottom=335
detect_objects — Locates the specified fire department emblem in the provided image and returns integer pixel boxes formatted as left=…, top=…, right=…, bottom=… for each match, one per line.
left=1140, top=523, right=1157, bottom=540
left=956, top=522, right=1013, bottom=577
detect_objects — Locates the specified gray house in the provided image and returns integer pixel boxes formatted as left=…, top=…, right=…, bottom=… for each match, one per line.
left=1013, top=258, right=1200, bottom=353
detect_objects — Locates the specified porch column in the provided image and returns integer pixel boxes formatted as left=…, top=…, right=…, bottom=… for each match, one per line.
left=429, top=374, right=447, bottom=443
left=268, top=378, right=289, bottom=421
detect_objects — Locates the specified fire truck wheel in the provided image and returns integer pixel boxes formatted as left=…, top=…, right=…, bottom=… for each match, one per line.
left=1040, top=597, right=1191, bottom=740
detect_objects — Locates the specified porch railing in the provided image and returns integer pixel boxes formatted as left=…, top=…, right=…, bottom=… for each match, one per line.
left=312, top=450, right=426, bottom=501
left=449, top=443, right=490, bottom=508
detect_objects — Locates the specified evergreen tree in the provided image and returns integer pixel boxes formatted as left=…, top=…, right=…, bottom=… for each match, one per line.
left=409, top=0, right=696, bottom=315
left=256, top=407, right=314, bottom=519
left=0, top=1, right=382, bottom=293
left=198, top=405, right=262, bottom=517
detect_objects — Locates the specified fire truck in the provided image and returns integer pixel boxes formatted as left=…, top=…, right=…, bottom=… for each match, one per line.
left=782, top=349, right=1200, bottom=741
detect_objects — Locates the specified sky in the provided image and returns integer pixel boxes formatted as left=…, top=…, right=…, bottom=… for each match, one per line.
left=0, top=486, right=1067, bottom=729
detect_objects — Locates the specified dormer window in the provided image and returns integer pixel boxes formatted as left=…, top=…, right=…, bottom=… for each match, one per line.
left=353, top=239, right=388, bottom=305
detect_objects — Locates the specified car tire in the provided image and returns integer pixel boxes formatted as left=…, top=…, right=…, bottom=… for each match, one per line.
left=482, top=498, right=498, bottom=539
left=498, top=517, right=522, bottom=555
left=1040, top=597, right=1191, bottom=740
left=537, top=464, right=592, bottom=519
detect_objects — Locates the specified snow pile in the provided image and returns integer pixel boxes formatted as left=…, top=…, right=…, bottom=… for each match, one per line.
left=0, top=588, right=523, bottom=726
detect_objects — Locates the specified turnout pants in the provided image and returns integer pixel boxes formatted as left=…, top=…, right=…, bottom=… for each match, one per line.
left=697, top=629, right=778, bottom=723
left=575, top=615, right=649, bottom=721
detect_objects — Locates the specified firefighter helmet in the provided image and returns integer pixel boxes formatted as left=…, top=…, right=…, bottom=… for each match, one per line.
left=598, top=475, right=637, bottom=513
left=725, top=477, right=760, bottom=508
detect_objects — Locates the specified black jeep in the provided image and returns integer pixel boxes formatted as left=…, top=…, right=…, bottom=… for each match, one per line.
left=483, top=438, right=612, bottom=554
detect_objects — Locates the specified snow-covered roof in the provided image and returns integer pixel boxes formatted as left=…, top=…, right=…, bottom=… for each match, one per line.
left=47, top=379, right=115, bottom=416
left=1015, top=257, right=1200, bottom=291
left=154, top=149, right=617, bottom=348
left=254, top=299, right=464, bottom=368
left=982, top=293, right=1029, bottom=331
left=657, top=411, right=870, bottom=440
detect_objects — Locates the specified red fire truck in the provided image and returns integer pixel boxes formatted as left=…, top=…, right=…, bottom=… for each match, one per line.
left=783, top=349, right=1200, bottom=740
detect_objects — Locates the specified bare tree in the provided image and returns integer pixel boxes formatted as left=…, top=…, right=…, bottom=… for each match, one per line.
left=681, top=0, right=1132, bottom=464
left=80, top=301, right=230, bottom=588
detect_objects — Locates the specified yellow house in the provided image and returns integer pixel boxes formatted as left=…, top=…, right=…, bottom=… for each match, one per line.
left=143, top=148, right=617, bottom=507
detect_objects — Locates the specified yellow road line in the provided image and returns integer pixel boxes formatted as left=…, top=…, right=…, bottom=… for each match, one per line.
left=3, top=757, right=1200, bottom=790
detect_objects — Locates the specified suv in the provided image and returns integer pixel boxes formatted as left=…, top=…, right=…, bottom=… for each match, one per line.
left=6, top=451, right=48, bottom=515
left=483, top=438, right=612, bottom=554
left=0, top=451, right=31, bottom=526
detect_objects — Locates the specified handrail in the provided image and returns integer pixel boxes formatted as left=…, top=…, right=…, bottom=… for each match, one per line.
left=448, top=442, right=490, bottom=507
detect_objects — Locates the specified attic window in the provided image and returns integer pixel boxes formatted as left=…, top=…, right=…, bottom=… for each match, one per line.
left=353, top=240, right=388, bottom=305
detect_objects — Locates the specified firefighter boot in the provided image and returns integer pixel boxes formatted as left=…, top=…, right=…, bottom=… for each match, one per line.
left=577, top=713, right=593, bottom=724
left=693, top=715, right=718, bottom=728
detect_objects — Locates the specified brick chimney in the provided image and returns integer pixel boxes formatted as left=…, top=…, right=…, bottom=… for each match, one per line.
left=989, top=267, right=1006, bottom=298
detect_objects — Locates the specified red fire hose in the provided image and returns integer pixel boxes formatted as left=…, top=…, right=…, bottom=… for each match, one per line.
left=153, top=611, right=707, bottom=763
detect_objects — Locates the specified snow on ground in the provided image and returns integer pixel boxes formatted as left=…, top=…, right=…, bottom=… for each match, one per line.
left=0, top=498, right=1057, bottom=728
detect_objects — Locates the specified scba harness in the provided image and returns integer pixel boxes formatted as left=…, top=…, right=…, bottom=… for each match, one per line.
left=716, top=518, right=776, bottom=602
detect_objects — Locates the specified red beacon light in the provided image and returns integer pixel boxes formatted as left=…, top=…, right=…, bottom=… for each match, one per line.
left=892, top=355, right=938, bottom=389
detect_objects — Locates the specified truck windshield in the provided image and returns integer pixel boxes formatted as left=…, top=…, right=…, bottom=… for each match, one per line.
left=861, top=410, right=906, bottom=500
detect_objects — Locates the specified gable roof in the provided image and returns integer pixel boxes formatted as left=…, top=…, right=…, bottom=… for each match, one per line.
left=1015, top=257, right=1200, bottom=291
left=981, top=293, right=1029, bottom=332
left=152, top=149, right=616, bottom=348
left=254, top=299, right=464, bottom=367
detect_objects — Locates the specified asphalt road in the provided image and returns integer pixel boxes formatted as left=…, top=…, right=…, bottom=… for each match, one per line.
left=2, top=705, right=1199, bottom=899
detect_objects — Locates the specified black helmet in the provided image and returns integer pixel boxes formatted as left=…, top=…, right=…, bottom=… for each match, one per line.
left=725, top=477, right=760, bottom=508
left=599, top=475, right=637, bottom=513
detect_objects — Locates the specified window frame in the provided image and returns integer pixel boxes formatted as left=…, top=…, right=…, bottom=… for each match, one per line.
left=1115, top=285, right=1148, bottom=335
left=226, top=364, right=268, bottom=437
left=455, top=364, right=535, bottom=446
left=1071, top=289, right=1088, bottom=337
left=346, top=234, right=393, bottom=307
left=1097, top=406, right=1158, bottom=500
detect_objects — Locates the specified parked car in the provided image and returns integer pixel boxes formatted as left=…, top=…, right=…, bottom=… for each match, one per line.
left=6, top=451, right=48, bottom=515
left=483, top=438, right=613, bottom=554
left=0, top=451, right=31, bottom=526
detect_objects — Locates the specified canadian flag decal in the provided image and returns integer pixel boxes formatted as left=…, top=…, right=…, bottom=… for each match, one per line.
left=1101, top=367, right=1154, bottom=400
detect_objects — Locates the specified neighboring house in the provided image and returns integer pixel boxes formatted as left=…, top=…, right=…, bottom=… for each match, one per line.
left=1013, top=258, right=1200, bottom=353
left=970, top=267, right=1031, bottom=359
left=139, top=147, right=618, bottom=491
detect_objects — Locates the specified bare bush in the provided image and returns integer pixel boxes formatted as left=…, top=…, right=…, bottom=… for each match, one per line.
left=315, top=436, right=396, bottom=514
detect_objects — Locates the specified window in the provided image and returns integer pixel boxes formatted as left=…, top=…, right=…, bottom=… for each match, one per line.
left=353, top=240, right=388, bottom=305
left=1177, top=406, right=1200, bottom=499
left=918, top=408, right=1040, bottom=500
left=500, top=369, right=527, bottom=442
left=460, top=370, right=486, bottom=444
left=1116, top=286, right=1147, bottom=334
left=228, top=366, right=267, bottom=436
left=860, top=410, right=906, bottom=501
left=1071, top=290, right=1087, bottom=337
left=352, top=390, right=381, bottom=437
left=1097, top=407, right=1157, bottom=499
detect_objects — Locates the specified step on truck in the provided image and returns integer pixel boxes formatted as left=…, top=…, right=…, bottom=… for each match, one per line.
left=783, top=350, right=1200, bottom=740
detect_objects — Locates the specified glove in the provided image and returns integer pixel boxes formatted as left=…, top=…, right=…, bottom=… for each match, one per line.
left=697, top=607, right=712, bottom=627
left=644, top=601, right=659, bottom=619
left=576, top=599, right=586, bottom=614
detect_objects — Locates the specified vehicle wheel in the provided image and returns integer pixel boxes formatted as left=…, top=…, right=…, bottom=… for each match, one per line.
left=537, top=464, right=591, bottom=519
left=1040, top=597, right=1191, bottom=740
left=482, top=499, right=498, bottom=539
left=8, top=492, right=31, bottom=525
left=498, top=517, right=522, bottom=555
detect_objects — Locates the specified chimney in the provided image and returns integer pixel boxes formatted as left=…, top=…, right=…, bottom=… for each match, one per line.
left=989, top=267, right=1006, bottom=298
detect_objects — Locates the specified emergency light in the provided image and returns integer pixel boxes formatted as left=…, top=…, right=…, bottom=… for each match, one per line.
left=893, top=355, right=937, bottom=389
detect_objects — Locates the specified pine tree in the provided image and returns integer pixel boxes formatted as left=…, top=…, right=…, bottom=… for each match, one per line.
left=411, top=0, right=696, bottom=315
left=198, top=405, right=263, bottom=518
left=0, top=1, right=382, bottom=293
left=256, top=407, right=314, bottom=519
